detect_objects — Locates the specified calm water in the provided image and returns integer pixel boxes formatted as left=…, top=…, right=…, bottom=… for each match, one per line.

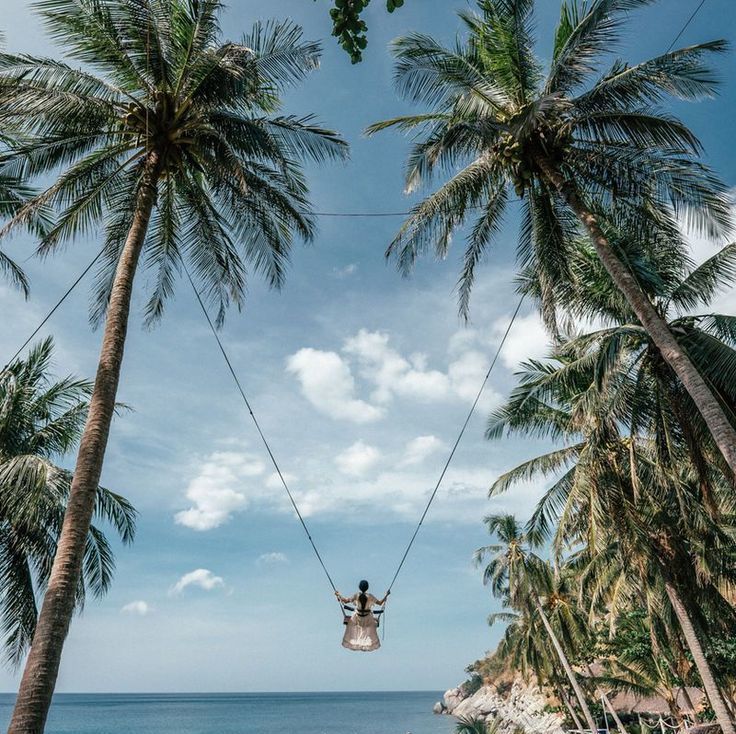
left=0, top=691, right=456, bottom=734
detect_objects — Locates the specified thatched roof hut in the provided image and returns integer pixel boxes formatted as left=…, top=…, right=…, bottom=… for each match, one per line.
left=607, top=688, right=705, bottom=716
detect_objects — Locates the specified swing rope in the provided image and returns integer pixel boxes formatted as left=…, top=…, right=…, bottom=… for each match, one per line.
left=183, top=265, right=342, bottom=607
left=185, top=258, right=524, bottom=607
left=385, top=294, right=524, bottom=593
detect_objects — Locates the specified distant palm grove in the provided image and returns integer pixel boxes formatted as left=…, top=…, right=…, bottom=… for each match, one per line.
left=0, top=1, right=734, bottom=734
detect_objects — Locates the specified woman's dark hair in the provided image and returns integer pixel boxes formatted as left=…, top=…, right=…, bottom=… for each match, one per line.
left=358, top=580, right=369, bottom=610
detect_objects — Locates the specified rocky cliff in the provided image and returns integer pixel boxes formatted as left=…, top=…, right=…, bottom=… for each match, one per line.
left=434, top=681, right=565, bottom=734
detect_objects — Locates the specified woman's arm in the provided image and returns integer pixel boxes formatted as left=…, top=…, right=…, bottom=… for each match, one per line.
left=334, top=590, right=353, bottom=605
left=377, top=590, right=391, bottom=606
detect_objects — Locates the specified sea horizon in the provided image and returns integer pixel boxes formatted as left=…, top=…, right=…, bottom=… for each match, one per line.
left=0, top=690, right=456, bottom=734
left=0, top=689, right=447, bottom=696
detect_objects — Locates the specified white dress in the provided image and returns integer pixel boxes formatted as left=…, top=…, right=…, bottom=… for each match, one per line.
left=341, top=593, right=381, bottom=652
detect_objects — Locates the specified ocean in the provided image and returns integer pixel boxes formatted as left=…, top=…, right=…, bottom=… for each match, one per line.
left=0, top=691, right=457, bottom=734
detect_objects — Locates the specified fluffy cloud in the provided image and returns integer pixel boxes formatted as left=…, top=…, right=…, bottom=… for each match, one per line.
left=344, top=329, right=505, bottom=410
left=335, top=440, right=381, bottom=476
left=286, top=329, right=508, bottom=425
left=400, top=435, right=445, bottom=466
left=286, top=348, right=384, bottom=423
left=344, top=330, right=451, bottom=403
left=256, top=552, right=289, bottom=566
left=171, top=569, right=225, bottom=595
left=287, top=466, right=511, bottom=523
left=175, top=451, right=265, bottom=531
left=491, top=313, right=550, bottom=370
left=121, top=600, right=151, bottom=616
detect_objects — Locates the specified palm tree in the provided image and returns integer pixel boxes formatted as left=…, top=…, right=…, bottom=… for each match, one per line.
left=554, top=232, right=736, bottom=504
left=0, top=3, right=347, bottom=731
left=476, top=514, right=598, bottom=732
left=594, top=610, right=696, bottom=726
left=489, top=232, right=736, bottom=519
left=0, top=338, right=136, bottom=667
left=0, top=144, right=51, bottom=293
left=367, top=0, right=736, bottom=477
left=456, top=715, right=501, bottom=734
left=488, top=574, right=626, bottom=734
left=0, top=31, right=51, bottom=293
left=488, top=336, right=736, bottom=734
left=543, top=567, right=631, bottom=734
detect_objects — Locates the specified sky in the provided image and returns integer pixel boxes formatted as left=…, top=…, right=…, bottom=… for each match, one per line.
left=0, top=0, right=735, bottom=694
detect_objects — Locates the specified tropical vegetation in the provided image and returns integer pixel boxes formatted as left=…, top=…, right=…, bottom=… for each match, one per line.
left=0, top=338, right=136, bottom=668
left=0, top=0, right=346, bottom=730
left=480, top=231, right=736, bottom=734
left=0, top=2, right=734, bottom=734
left=320, top=0, right=406, bottom=63
left=368, top=0, right=736, bottom=477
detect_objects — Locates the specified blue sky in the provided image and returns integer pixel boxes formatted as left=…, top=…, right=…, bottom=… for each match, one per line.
left=1, top=0, right=735, bottom=694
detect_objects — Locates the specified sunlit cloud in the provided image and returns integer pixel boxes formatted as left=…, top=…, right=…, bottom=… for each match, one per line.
left=170, top=569, right=225, bottom=595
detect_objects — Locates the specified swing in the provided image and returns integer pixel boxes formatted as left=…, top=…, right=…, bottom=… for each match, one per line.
left=342, top=605, right=384, bottom=627
left=188, top=267, right=522, bottom=649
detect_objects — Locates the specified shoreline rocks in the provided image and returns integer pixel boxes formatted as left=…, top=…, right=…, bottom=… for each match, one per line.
left=434, top=680, right=565, bottom=734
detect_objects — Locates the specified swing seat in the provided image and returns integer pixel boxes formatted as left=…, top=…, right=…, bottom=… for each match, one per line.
left=342, top=605, right=384, bottom=627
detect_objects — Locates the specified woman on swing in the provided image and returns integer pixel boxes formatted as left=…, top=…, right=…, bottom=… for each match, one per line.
left=335, top=581, right=389, bottom=652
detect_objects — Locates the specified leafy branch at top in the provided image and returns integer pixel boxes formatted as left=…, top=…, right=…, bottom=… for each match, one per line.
left=317, top=0, right=406, bottom=63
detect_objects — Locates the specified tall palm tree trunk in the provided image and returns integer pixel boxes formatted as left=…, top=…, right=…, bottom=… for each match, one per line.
left=537, top=158, right=736, bottom=479
left=561, top=685, right=586, bottom=731
left=8, top=151, right=163, bottom=734
left=534, top=595, right=598, bottom=733
left=680, top=686, right=697, bottom=721
left=586, top=665, right=629, bottom=734
left=664, top=581, right=736, bottom=734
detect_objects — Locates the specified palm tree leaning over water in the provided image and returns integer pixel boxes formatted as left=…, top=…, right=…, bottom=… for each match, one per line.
left=367, top=0, right=736, bottom=476
left=476, top=514, right=598, bottom=733
left=0, top=338, right=136, bottom=669
left=0, top=2, right=347, bottom=731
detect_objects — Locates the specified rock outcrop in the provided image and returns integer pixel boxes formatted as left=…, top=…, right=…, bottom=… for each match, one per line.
left=435, top=680, right=565, bottom=734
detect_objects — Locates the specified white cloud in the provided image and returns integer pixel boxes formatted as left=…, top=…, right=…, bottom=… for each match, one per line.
left=344, top=330, right=451, bottom=403
left=287, top=466, right=502, bottom=523
left=286, top=329, right=511, bottom=426
left=286, top=348, right=384, bottom=423
left=447, top=349, right=502, bottom=409
left=492, top=313, right=550, bottom=370
left=175, top=451, right=265, bottom=531
left=400, top=435, right=445, bottom=466
left=256, top=552, right=289, bottom=566
left=121, top=600, right=151, bottom=616
left=333, top=263, right=358, bottom=278
left=335, top=440, right=381, bottom=476
left=171, top=569, right=225, bottom=595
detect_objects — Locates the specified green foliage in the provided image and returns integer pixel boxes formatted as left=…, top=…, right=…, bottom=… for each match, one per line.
left=0, top=32, right=52, bottom=295
left=460, top=672, right=484, bottom=697
left=485, top=238, right=736, bottom=694
left=0, top=0, right=348, bottom=327
left=368, top=0, right=730, bottom=320
left=317, top=0, right=406, bottom=63
left=0, top=338, right=136, bottom=668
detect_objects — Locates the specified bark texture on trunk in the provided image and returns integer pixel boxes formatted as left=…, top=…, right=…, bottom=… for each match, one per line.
left=664, top=582, right=736, bottom=734
left=560, top=686, right=585, bottom=732
left=538, top=158, right=736, bottom=480
left=586, top=665, right=629, bottom=734
left=7, top=151, right=163, bottom=734
left=535, top=596, right=597, bottom=733
left=680, top=686, right=697, bottom=721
